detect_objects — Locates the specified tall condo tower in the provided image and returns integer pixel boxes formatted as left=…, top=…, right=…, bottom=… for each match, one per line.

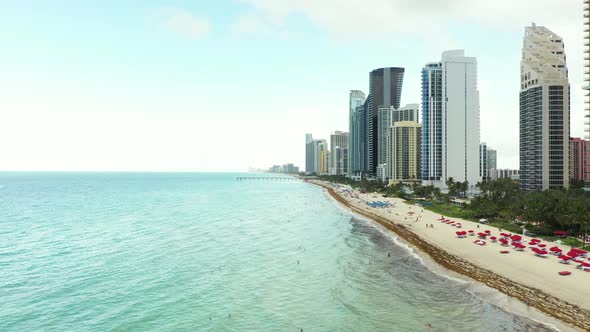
left=348, top=90, right=366, bottom=176
left=480, top=142, right=488, bottom=181
left=383, top=104, right=420, bottom=179
left=368, top=67, right=404, bottom=175
left=330, top=131, right=348, bottom=175
left=388, top=121, right=422, bottom=183
left=585, top=0, right=590, bottom=184
left=487, top=148, right=497, bottom=179
left=421, top=50, right=481, bottom=188
left=305, top=134, right=314, bottom=174
left=586, top=0, right=590, bottom=139
left=520, top=24, right=570, bottom=190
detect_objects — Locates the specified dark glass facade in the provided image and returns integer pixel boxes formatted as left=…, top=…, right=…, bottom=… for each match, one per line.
left=367, top=67, right=404, bottom=175
left=421, top=64, right=443, bottom=181
left=519, top=86, right=543, bottom=191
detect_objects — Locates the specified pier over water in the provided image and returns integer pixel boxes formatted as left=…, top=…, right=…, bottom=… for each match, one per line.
left=236, top=177, right=300, bottom=181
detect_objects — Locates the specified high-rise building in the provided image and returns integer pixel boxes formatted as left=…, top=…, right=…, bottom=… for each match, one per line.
left=318, top=141, right=329, bottom=175
left=585, top=0, right=590, bottom=138
left=489, top=168, right=520, bottom=181
left=349, top=90, right=367, bottom=176
left=392, top=104, right=419, bottom=123
left=480, top=143, right=488, bottom=181
left=382, top=103, right=420, bottom=180
left=520, top=24, right=570, bottom=191
left=569, top=138, right=590, bottom=183
left=305, top=134, right=314, bottom=174
left=421, top=50, right=481, bottom=188
left=334, top=147, right=349, bottom=175
left=357, top=103, right=370, bottom=175
left=315, top=140, right=328, bottom=174
left=305, top=135, right=330, bottom=175
left=367, top=67, right=405, bottom=175
left=377, top=106, right=393, bottom=167
left=487, top=148, right=497, bottom=177
left=330, top=131, right=348, bottom=175
left=389, top=121, right=422, bottom=183
left=584, top=1, right=590, bottom=185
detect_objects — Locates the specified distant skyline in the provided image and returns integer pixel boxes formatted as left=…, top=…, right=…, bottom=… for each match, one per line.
left=0, top=0, right=584, bottom=171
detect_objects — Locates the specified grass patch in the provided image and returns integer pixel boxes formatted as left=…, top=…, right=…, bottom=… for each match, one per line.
left=489, top=221, right=522, bottom=234
left=416, top=201, right=476, bottom=221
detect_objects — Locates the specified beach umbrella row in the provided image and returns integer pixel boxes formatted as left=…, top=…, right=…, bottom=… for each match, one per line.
left=449, top=223, right=590, bottom=275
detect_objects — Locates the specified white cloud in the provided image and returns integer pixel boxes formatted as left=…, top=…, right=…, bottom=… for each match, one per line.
left=168, top=11, right=209, bottom=38
left=233, top=13, right=273, bottom=34
left=237, top=0, right=579, bottom=36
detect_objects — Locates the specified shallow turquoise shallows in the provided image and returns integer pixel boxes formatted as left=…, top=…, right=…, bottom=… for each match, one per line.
left=0, top=173, right=554, bottom=331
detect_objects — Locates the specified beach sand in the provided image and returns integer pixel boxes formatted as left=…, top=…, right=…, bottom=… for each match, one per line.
left=310, top=180, right=590, bottom=331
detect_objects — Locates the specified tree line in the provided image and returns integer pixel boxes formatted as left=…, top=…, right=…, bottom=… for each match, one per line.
left=317, top=175, right=590, bottom=247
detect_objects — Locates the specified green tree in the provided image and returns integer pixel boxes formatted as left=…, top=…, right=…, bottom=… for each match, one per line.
left=446, top=177, right=459, bottom=199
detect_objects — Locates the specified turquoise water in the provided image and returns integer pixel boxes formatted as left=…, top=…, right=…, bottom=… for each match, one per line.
left=0, top=173, right=556, bottom=331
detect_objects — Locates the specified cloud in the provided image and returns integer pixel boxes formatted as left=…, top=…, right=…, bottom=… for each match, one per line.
left=233, top=13, right=273, bottom=34
left=236, top=0, right=580, bottom=37
left=165, top=11, right=210, bottom=38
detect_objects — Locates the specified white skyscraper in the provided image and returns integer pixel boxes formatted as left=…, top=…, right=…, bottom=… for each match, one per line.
left=421, top=50, right=481, bottom=188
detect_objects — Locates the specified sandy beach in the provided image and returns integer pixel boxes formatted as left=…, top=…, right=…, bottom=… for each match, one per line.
left=310, top=180, right=590, bottom=331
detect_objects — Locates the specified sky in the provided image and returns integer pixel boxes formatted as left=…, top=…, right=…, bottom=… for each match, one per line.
left=0, top=0, right=585, bottom=172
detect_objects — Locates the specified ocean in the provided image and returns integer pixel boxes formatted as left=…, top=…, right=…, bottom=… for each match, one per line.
left=0, top=172, right=559, bottom=331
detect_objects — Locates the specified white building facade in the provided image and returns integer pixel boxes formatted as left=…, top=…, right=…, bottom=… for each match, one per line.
left=421, top=50, right=481, bottom=189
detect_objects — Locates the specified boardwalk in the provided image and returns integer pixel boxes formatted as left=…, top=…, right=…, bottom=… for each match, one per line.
left=236, top=177, right=300, bottom=181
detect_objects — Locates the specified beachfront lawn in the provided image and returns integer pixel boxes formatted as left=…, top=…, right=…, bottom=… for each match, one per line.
left=415, top=201, right=476, bottom=221
left=489, top=221, right=522, bottom=234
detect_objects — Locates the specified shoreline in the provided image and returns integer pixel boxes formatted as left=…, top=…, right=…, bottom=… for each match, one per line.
left=308, top=179, right=589, bottom=331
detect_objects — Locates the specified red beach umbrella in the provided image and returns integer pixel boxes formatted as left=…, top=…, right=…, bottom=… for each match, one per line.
left=567, top=251, right=579, bottom=258
left=484, top=230, right=491, bottom=234
left=538, top=244, right=546, bottom=248
left=558, top=271, right=572, bottom=276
